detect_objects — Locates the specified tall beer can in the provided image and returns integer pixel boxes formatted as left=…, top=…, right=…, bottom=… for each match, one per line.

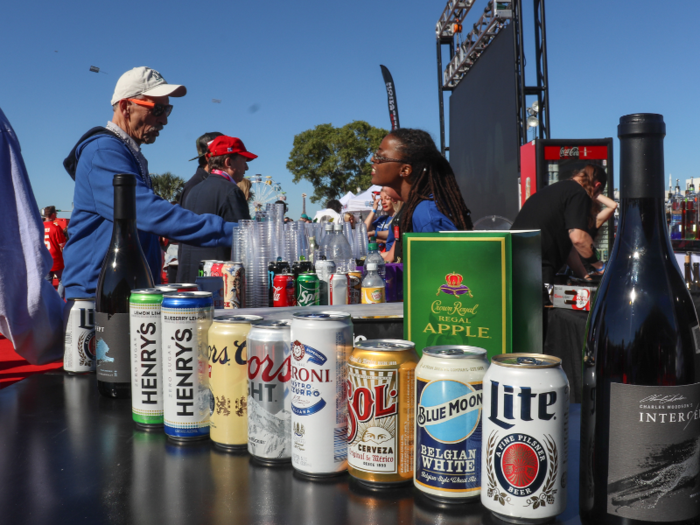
left=64, top=298, right=96, bottom=374
left=247, top=320, right=293, bottom=464
left=222, top=262, right=245, bottom=309
left=209, top=315, right=263, bottom=452
left=290, top=311, right=353, bottom=478
left=129, top=288, right=165, bottom=430
left=162, top=292, right=214, bottom=443
left=315, top=260, right=336, bottom=306
left=415, top=346, right=488, bottom=503
left=347, top=339, right=419, bottom=487
left=481, top=354, right=569, bottom=523
left=330, top=273, right=349, bottom=306
left=348, top=271, right=362, bottom=304
left=211, top=261, right=224, bottom=277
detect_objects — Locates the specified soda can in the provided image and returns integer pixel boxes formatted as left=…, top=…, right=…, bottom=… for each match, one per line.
left=154, top=285, right=179, bottom=294
left=222, top=262, right=246, bottom=309
left=315, top=260, right=336, bottom=306
left=209, top=315, right=263, bottom=452
left=415, top=346, right=488, bottom=503
left=290, top=311, right=353, bottom=478
left=347, top=339, right=419, bottom=487
left=329, top=273, right=349, bottom=306
left=195, top=276, right=225, bottom=310
left=202, top=260, right=215, bottom=277
left=348, top=271, right=362, bottom=304
left=273, top=274, right=295, bottom=307
left=166, top=283, right=199, bottom=292
left=481, top=354, right=569, bottom=523
left=64, top=298, right=96, bottom=374
left=198, top=260, right=206, bottom=277
left=210, top=261, right=224, bottom=277
left=161, top=292, right=214, bottom=443
left=247, top=320, right=293, bottom=464
left=297, top=274, right=320, bottom=307
left=129, top=288, right=164, bottom=430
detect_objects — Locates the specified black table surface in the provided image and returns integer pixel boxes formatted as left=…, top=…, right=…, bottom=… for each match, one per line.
left=0, top=372, right=583, bottom=525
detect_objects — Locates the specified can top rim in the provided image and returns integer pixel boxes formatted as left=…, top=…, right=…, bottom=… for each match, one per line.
left=162, top=292, right=210, bottom=300
left=164, top=283, right=198, bottom=288
left=130, top=288, right=163, bottom=295
left=292, top=311, right=351, bottom=320
left=422, top=345, right=487, bottom=359
left=492, top=353, right=561, bottom=369
left=71, top=297, right=96, bottom=301
left=354, top=339, right=415, bottom=352
left=213, top=315, right=263, bottom=324
left=251, top=320, right=291, bottom=329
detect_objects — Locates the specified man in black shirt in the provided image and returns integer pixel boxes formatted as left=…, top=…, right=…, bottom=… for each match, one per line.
left=511, top=166, right=606, bottom=284
left=180, top=132, right=223, bottom=206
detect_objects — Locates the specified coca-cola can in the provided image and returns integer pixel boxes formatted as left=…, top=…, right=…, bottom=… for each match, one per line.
left=202, top=260, right=216, bottom=277
left=315, top=260, right=336, bottom=306
left=330, top=273, right=349, bottom=305
left=481, top=354, right=569, bottom=523
left=247, top=320, right=292, bottom=464
left=222, top=262, right=245, bottom=309
left=273, top=274, right=295, bottom=307
left=210, top=261, right=224, bottom=277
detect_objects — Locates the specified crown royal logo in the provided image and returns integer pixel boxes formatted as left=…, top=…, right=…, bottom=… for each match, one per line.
left=437, top=272, right=473, bottom=297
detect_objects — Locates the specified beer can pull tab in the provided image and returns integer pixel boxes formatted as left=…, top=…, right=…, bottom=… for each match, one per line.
left=516, top=356, right=543, bottom=366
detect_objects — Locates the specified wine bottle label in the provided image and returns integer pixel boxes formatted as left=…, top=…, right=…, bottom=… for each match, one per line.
left=95, top=312, right=131, bottom=383
left=607, top=382, right=700, bottom=521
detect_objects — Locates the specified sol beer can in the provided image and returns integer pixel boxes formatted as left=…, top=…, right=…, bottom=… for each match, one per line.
left=208, top=315, right=263, bottom=452
left=64, top=298, right=96, bottom=374
left=347, top=339, right=419, bottom=487
left=247, top=320, right=292, bottom=464
left=290, top=312, right=353, bottom=478
left=222, top=262, right=245, bottom=309
left=415, top=346, right=488, bottom=503
left=481, top=354, right=569, bottom=523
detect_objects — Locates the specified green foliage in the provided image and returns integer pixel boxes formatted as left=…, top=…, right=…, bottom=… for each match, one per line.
left=150, top=172, right=185, bottom=203
left=286, top=121, right=388, bottom=204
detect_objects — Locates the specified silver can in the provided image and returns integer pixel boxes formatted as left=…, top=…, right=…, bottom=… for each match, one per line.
left=415, top=346, right=488, bottom=503
left=64, top=298, right=96, bottom=374
left=290, top=311, right=353, bottom=478
left=481, top=354, right=569, bottom=524
left=202, top=260, right=216, bottom=277
left=329, top=273, right=349, bottom=306
left=195, top=276, right=224, bottom=309
left=315, top=260, right=336, bottom=306
left=247, top=320, right=292, bottom=464
left=222, top=262, right=246, bottom=309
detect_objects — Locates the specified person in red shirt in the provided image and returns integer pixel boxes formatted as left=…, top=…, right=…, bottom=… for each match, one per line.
left=42, top=206, right=66, bottom=298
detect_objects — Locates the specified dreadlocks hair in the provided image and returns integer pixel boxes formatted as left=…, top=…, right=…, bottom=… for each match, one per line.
left=389, top=128, right=473, bottom=233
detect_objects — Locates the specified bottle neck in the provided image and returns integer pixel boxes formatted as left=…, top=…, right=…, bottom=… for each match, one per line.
left=615, top=197, right=672, bottom=257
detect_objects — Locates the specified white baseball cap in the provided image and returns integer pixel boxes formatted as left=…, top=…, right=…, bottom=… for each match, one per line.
left=111, top=66, right=187, bottom=106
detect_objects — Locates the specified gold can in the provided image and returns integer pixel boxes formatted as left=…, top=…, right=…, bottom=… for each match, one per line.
left=348, top=270, right=363, bottom=304
left=208, top=315, right=263, bottom=452
left=347, top=339, right=419, bottom=486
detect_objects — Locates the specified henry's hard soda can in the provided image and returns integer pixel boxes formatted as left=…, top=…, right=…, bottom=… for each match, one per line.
left=209, top=315, right=263, bottom=452
left=222, top=262, right=245, bottom=309
left=273, top=274, right=295, bottom=307
left=129, top=288, right=165, bottom=430
left=247, top=320, right=292, bottom=464
left=415, top=346, right=488, bottom=503
left=481, top=354, right=569, bottom=523
left=64, top=298, right=96, bottom=374
left=290, top=312, right=353, bottom=478
left=347, top=340, right=419, bottom=487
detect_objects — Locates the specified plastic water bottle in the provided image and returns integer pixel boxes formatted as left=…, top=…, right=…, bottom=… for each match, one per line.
left=331, top=222, right=354, bottom=272
left=361, top=262, right=385, bottom=304
left=364, top=242, right=386, bottom=281
left=319, top=223, right=334, bottom=258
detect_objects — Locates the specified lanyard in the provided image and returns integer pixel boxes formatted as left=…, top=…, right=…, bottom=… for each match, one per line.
left=211, top=169, right=234, bottom=183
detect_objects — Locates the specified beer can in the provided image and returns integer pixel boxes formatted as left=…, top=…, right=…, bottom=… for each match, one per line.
left=297, top=274, right=320, bottom=307
left=129, top=288, right=164, bottom=430
left=222, top=262, right=246, bottom=309
left=481, top=354, right=569, bottom=523
left=290, top=311, right=353, bottom=478
left=273, top=274, right=295, bottom=307
left=414, top=345, right=488, bottom=503
left=195, top=276, right=225, bottom=309
left=154, top=285, right=179, bottom=293
left=202, top=260, right=215, bottom=276
left=166, top=283, right=199, bottom=292
left=64, top=298, right=96, bottom=374
left=330, top=273, right=349, bottom=306
left=198, top=260, right=206, bottom=277
left=348, top=271, right=362, bottom=304
left=347, top=339, right=419, bottom=487
left=162, top=292, right=214, bottom=443
left=315, top=260, right=336, bottom=306
left=247, top=320, right=293, bottom=464
left=210, top=262, right=224, bottom=277
left=209, top=315, right=263, bottom=452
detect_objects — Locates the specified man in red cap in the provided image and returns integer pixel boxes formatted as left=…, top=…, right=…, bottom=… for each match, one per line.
left=177, top=135, right=257, bottom=282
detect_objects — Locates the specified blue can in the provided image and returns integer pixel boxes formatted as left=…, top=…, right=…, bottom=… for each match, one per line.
left=161, top=292, right=214, bottom=442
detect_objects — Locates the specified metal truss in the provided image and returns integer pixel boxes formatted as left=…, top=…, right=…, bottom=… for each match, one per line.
left=436, top=0, right=477, bottom=41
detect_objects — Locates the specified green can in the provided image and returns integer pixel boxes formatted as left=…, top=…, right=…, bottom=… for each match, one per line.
left=296, top=273, right=320, bottom=306
left=129, top=288, right=165, bottom=430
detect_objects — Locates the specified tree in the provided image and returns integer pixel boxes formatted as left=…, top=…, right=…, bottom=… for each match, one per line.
left=287, top=121, right=388, bottom=204
left=150, top=172, right=185, bottom=203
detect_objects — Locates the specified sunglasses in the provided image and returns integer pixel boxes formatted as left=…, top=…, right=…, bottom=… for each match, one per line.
left=371, top=151, right=407, bottom=164
left=127, top=98, right=173, bottom=117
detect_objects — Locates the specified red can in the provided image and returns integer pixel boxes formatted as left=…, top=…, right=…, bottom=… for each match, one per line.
left=210, top=262, right=224, bottom=277
left=273, top=274, right=296, bottom=307
left=166, top=283, right=199, bottom=292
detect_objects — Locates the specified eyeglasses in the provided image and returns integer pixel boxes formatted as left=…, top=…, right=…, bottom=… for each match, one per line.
left=127, top=98, right=173, bottom=117
left=371, top=151, right=407, bottom=164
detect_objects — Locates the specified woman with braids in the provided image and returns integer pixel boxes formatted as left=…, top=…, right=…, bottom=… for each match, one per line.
left=370, top=128, right=473, bottom=262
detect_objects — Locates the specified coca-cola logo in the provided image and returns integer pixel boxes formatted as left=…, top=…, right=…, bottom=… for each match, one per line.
left=560, top=146, right=579, bottom=158
left=273, top=285, right=283, bottom=301
left=248, top=355, right=291, bottom=382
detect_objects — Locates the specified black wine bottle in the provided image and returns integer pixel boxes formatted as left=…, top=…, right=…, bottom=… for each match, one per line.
left=95, top=174, right=154, bottom=398
left=580, top=114, right=700, bottom=525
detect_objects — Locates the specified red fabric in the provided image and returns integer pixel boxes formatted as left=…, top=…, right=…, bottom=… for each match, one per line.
left=0, top=335, right=63, bottom=389
left=43, top=220, right=66, bottom=272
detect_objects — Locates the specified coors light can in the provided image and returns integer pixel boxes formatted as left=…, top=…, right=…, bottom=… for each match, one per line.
left=481, top=354, right=569, bottom=523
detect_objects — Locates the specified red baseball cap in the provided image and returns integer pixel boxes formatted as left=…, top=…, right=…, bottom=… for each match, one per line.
left=207, top=136, right=258, bottom=160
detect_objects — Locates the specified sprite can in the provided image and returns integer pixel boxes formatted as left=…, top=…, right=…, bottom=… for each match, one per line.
left=296, top=274, right=320, bottom=307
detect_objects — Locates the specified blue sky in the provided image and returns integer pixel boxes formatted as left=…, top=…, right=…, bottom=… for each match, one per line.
left=2, top=0, right=698, bottom=221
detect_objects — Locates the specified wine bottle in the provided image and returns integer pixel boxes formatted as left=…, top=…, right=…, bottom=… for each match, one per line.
left=95, top=174, right=154, bottom=398
left=580, top=114, right=700, bottom=525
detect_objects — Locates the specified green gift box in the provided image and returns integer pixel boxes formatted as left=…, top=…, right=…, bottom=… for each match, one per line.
left=403, top=231, right=542, bottom=359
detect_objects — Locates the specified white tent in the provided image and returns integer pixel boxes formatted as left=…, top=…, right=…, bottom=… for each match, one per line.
left=339, top=191, right=355, bottom=208
left=313, top=208, right=341, bottom=222
left=345, top=185, right=382, bottom=212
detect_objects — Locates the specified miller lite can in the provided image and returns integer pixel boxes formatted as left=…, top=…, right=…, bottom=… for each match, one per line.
left=414, top=346, right=488, bottom=503
left=64, top=298, right=96, bottom=374
left=347, top=339, right=419, bottom=487
left=290, top=312, right=353, bottom=478
left=481, top=354, right=569, bottom=523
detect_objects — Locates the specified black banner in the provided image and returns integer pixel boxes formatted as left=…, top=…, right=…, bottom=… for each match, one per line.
left=380, top=65, right=400, bottom=130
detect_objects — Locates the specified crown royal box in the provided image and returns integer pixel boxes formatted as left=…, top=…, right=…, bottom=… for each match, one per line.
left=403, top=231, right=542, bottom=360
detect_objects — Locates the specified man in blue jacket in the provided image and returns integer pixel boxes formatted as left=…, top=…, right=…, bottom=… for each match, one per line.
left=62, top=66, right=235, bottom=299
